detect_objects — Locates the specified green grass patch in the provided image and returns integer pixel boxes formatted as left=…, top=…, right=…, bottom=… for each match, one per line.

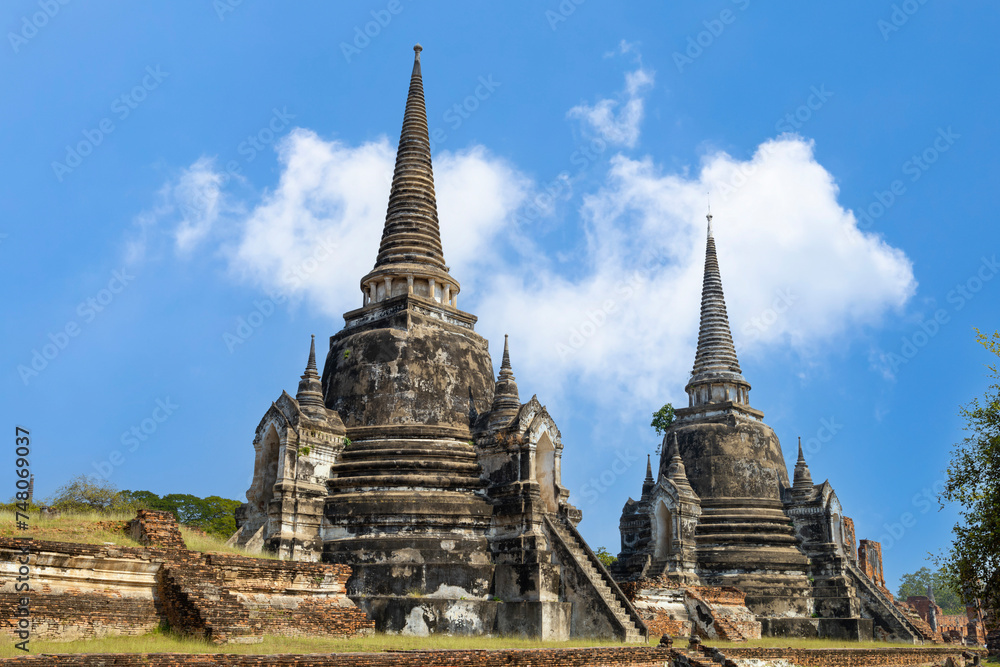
left=0, top=508, right=142, bottom=547
left=178, top=526, right=277, bottom=559
left=0, top=629, right=937, bottom=659
left=0, top=509, right=271, bottom=559
left=0, top=631, right=641, bottom=658
left=708, top=637, right=937, bottom=649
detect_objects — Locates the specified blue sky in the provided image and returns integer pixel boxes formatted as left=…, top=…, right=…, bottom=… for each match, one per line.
left=2, top=2, right=998, bottom=593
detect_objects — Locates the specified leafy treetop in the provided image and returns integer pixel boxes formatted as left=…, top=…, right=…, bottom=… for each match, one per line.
left=937, top=328, right=1000, bottom=617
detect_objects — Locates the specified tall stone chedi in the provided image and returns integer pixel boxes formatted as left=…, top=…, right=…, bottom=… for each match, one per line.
left=614, top=215, right=924, bottom=641
left=234, top=46, right=646, bottom=641
left=671, top=212, right=814, bottom=614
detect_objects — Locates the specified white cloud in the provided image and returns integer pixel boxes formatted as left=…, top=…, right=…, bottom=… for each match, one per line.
left=141, top=131, right=914, bottom=420
left=173, top=157, right=230, bottom=253
left=124, top=156, right=238, bottom=264
left=474, top=137, right=917, bottom=410
left=567, top=42, right=655, bottom=149
left=225, top=129, right=531, bottom=316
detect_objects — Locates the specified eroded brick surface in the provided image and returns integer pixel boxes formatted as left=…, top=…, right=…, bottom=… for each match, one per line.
left=0, top=530, right=373, bottom=644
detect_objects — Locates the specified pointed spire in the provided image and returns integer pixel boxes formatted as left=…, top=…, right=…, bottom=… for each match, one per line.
left=359, top=45, right=461, bottom=309
left=641, top=454, right=655, bottom=498
left=685, top=212, right=751, bottom=408
left=489, top=334, right=521, bottom=427
left=296, top=335, right=327, bottom=417
left=499, top=334, right=514, bottom=381
left=370, top=45, right=449, bottom=274
left=792, top=436, right=814, bottom=498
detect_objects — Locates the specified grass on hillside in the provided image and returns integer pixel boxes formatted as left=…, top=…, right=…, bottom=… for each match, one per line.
left=0, top=508, right=143, bottom=547
left=0, top=509, right=273, bottom=559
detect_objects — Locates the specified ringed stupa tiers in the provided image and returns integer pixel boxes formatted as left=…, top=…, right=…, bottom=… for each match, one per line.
left=613, top=215, right=927, bottom=641
left=233, top=46, right=647, bottom=641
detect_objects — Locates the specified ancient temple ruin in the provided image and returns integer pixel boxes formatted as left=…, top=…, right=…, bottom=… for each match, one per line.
left=613, top=213, right=928, bottom=642
left=233, top=45, right=645, bottom=641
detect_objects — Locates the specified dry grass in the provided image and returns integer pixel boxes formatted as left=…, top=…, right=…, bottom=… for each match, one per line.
left=0, top=630, right=638, bottom=658
left=178, top=526, right=277, bottom=559
left=709, top=637, right=924, bottom=649
left=0, top=509, right=271, bottom=559
left=0, top=508, right=142, bottom=547
left=0, top=629, right=940, bottom=659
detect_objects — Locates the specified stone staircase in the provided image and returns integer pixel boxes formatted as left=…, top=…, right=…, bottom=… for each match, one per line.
left=158, top=561, right=262, bottom=644
left=544, top=514, right=648, bottom=643
left=846, top=562, right=923, bottom=643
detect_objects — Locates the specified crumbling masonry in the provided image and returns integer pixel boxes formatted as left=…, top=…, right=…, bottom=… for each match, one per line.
left=233, top=45, right=645, bottom=641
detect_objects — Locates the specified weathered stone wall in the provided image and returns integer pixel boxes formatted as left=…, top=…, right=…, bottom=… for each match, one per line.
left=0, top=646, right=986, bottom=666
left=0, top=536, right=373, bottom=644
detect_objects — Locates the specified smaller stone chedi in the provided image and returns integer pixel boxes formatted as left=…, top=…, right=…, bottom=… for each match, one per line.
left=613, top=214, right=927, bottom=642
left=232, top=45, right=647, bottom=641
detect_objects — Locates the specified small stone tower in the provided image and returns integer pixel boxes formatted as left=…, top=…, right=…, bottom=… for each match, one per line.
left=234, top=335, right=347, bottom=560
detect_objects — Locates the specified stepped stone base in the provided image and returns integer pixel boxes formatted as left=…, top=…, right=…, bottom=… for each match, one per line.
left=0, top=516, right=373, bottom=644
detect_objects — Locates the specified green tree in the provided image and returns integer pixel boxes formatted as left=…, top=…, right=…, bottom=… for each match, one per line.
left=119, top=490, right=242, bottom=539
left=45, top=475, right=138, bottom=513
left=938, top=329, right=1000, bottom=616
left=595, top=546, right=617, bottom=569
left=651, top=403, right=675, bottom=455
left=896, top=566, right=965, bottom=615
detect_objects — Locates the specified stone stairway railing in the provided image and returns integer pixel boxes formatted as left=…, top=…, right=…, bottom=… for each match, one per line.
left=846, top=562, right=923, bottom=643
left=544, top=514, right=648, bottom=643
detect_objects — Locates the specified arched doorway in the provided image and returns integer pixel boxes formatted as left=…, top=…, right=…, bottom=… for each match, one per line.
left=654, top=500, right=673, bottom=559
left=534, top=432, right=558, bottom=514
left=253, top=425, right=281, bottom=514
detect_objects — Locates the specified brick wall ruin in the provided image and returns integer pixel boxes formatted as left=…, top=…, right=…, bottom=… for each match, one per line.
left=621, top=578, right=761, bottom=642
left=128, top=509, right=187, bottom=549
left=0, top=517, right=373, bottom=644
left=857, top=540, right=889, bottom=596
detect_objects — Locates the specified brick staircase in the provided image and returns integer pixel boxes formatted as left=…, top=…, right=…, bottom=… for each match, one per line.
left=544, top=514, right=648, bottom=643
left=846, top=562, right=923, bottom=643
left=158, top=561, right=262, bottom=644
